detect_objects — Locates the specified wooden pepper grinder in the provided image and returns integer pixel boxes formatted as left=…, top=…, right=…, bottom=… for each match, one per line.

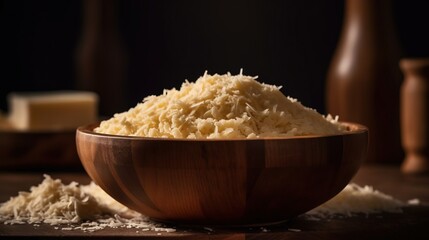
left=400, top=59, right=429, bottom=174
left=326, top=0, right=403, bottom=164
left=75, top=0, right=127, bottom=117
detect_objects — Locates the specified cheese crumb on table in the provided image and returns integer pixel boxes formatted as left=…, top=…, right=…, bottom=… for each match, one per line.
left=306, top=183, right=407, bottom=218
left=0, top=175, right=416, bottom=232
left=0, top=175, right=176, bottom=233
left=95, top=71, right=345, bottom=138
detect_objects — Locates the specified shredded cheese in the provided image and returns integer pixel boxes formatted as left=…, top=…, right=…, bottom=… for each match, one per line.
left=0, top=175, right=175, bottom=233
left=95, top=71, right=345, bottom=138
left=306, top=183, right=407, bottom=218
left=0, top=175, right=417, bottom=232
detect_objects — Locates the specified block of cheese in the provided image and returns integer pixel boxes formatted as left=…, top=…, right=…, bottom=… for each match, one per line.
left=8, top=91, right=98, bottom=131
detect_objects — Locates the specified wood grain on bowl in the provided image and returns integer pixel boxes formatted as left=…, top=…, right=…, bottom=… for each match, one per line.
left=76, top=122, right=368, bottom=226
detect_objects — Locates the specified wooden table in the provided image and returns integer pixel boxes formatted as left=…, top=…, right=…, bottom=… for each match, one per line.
left=1, top=165, right=429, bottom=239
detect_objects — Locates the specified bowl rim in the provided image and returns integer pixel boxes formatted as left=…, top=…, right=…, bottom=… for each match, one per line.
left=76, top=122, right=368, bottom=142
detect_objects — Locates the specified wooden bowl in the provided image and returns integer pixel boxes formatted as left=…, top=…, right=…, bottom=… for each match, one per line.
left=76, top=122, right=368, bottom=226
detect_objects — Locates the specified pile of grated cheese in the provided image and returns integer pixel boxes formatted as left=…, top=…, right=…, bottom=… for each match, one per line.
left=306, top=183, right=415, bottom=219
left=0, top=175, right=175, bottom=233
left=0, top=175, right=418, bottom=232
left=95, top=71, right=345, bottom=138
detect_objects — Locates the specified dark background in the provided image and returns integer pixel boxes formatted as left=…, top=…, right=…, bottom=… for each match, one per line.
left=0, top=0, right=428, bottom=117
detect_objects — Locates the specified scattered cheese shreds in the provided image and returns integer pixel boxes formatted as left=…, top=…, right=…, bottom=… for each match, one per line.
left=0, top=175, right=419, bottom=232
left=0, top=175, right=175, bottom=233
left=306, top=183, right=409, bottom=218
left=95, top=71, right=345, bottom=138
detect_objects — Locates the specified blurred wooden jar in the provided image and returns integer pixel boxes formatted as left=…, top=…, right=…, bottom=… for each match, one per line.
left=326, top=0, right=403, bottom=164
left=400, top=59, right=429, bottom=174
left=75, top=0, right=126, bottom=117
